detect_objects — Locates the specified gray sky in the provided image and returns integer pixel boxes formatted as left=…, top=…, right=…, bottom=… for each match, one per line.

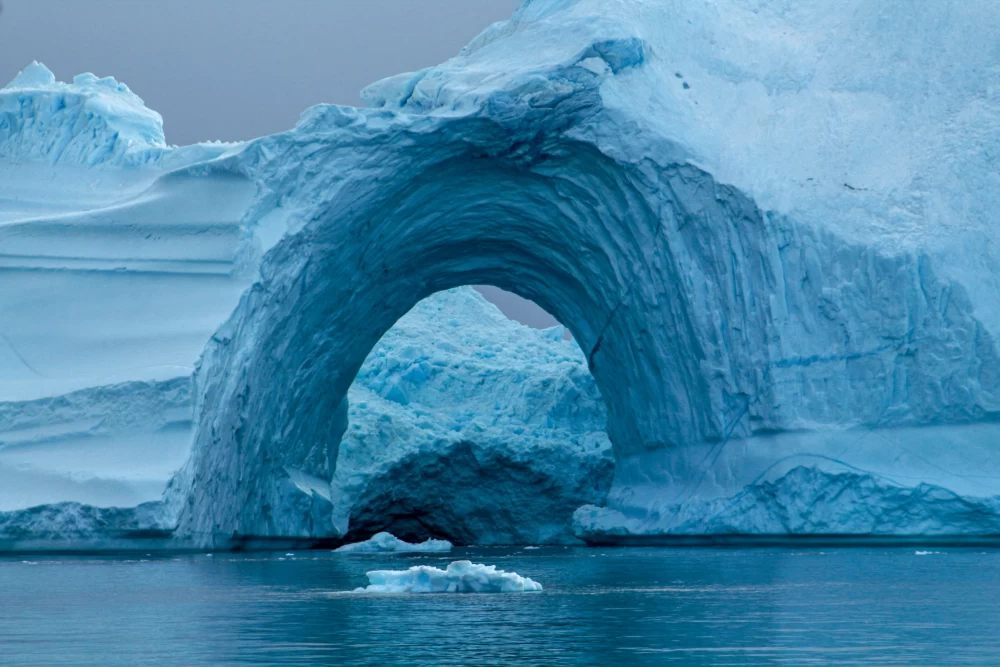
left=0, top=0, right=562, bottom=330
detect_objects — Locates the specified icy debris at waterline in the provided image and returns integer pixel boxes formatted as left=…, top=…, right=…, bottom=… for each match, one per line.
left=353, top=561, right=542, bottom=594
left=334, top=532, right=452, bottom=554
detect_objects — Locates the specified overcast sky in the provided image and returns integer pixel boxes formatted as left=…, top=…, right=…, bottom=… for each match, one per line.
left=0, top=0, right=564, bottom=330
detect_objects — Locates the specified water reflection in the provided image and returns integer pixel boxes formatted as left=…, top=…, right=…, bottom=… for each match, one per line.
left=1, top=547, right=998, bottom=665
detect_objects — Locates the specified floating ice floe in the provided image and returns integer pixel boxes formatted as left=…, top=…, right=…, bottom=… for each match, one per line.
left=353, top=560, right=542, bottom=594
left=334, top=532, right=453, bottom=554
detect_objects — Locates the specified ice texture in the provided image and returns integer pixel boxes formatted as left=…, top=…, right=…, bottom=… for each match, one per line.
left=3, top=0, right=1000, bottom=549
left=575, top=467, right=1000, bottom=538
left=334, top=532, right=452, bottom=554
left=354, top=561, right=542, bottom=594
left=0, top=62, right=252, bottom=405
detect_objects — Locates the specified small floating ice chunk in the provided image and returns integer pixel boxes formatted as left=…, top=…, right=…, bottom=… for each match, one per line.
left=334, top=532, right=452, bottom=554
left=354, top=560, right=542, bottom=594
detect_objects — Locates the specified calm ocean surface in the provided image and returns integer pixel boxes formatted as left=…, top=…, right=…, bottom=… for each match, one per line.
left=1, top=547, right=998, bottom=666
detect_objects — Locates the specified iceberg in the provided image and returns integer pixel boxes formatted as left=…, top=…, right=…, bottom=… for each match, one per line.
left=353, top=561, right=543, bottom=594
left=334, top=532, right=452, bottom=554
left=0, top=59, right=255, bottom=528
left=3, top=0, right=1000, bottom=549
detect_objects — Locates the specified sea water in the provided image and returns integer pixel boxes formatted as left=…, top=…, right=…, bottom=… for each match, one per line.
left=1, top=547, right=998, bottom=665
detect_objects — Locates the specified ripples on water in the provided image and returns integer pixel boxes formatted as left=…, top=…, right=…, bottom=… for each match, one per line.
left=1, top=547, right=998, bottom=665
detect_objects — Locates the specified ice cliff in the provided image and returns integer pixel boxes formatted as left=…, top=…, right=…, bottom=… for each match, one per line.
left=3, top=0, right=1000, bottom=549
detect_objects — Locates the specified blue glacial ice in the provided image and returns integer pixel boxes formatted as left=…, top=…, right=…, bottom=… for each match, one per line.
left=334, top=532, right=452, bottom=554
left=353, top=561, right=543, bottom=594
left=2, top=0, right=1000, bottom=549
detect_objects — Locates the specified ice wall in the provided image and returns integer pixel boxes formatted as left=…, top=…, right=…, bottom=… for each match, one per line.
left=0, top=63, right=253, bottom=403
left=0, top=63, right=257, bottom=526
left=0, top=379, right=192, bottom=513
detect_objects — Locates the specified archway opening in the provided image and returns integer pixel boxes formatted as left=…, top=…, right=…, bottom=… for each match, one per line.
left=474, top=285, right=573, bottom=338
left=331, top=285, right=610, bottom=545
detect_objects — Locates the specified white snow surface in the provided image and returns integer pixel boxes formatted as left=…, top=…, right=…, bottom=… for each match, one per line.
left=334, top=532, right=452, bottom=554
left=3, top=0, right=1000, bottom=548
left=353, top=560, right=542, bottom=594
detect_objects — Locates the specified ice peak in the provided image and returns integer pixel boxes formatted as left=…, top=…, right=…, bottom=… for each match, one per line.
left=71, top=71, right=136, bottom=96
left=0, top=61, right=166, bottom=164
left=5, top=61, right=143, bottom=103
left=4, top=61, right=56, bottom=89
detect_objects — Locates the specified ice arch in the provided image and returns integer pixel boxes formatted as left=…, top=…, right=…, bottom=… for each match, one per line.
left=175, top=137, right=734, bottom=544
left=177, top=106, right=1000, bottom=546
